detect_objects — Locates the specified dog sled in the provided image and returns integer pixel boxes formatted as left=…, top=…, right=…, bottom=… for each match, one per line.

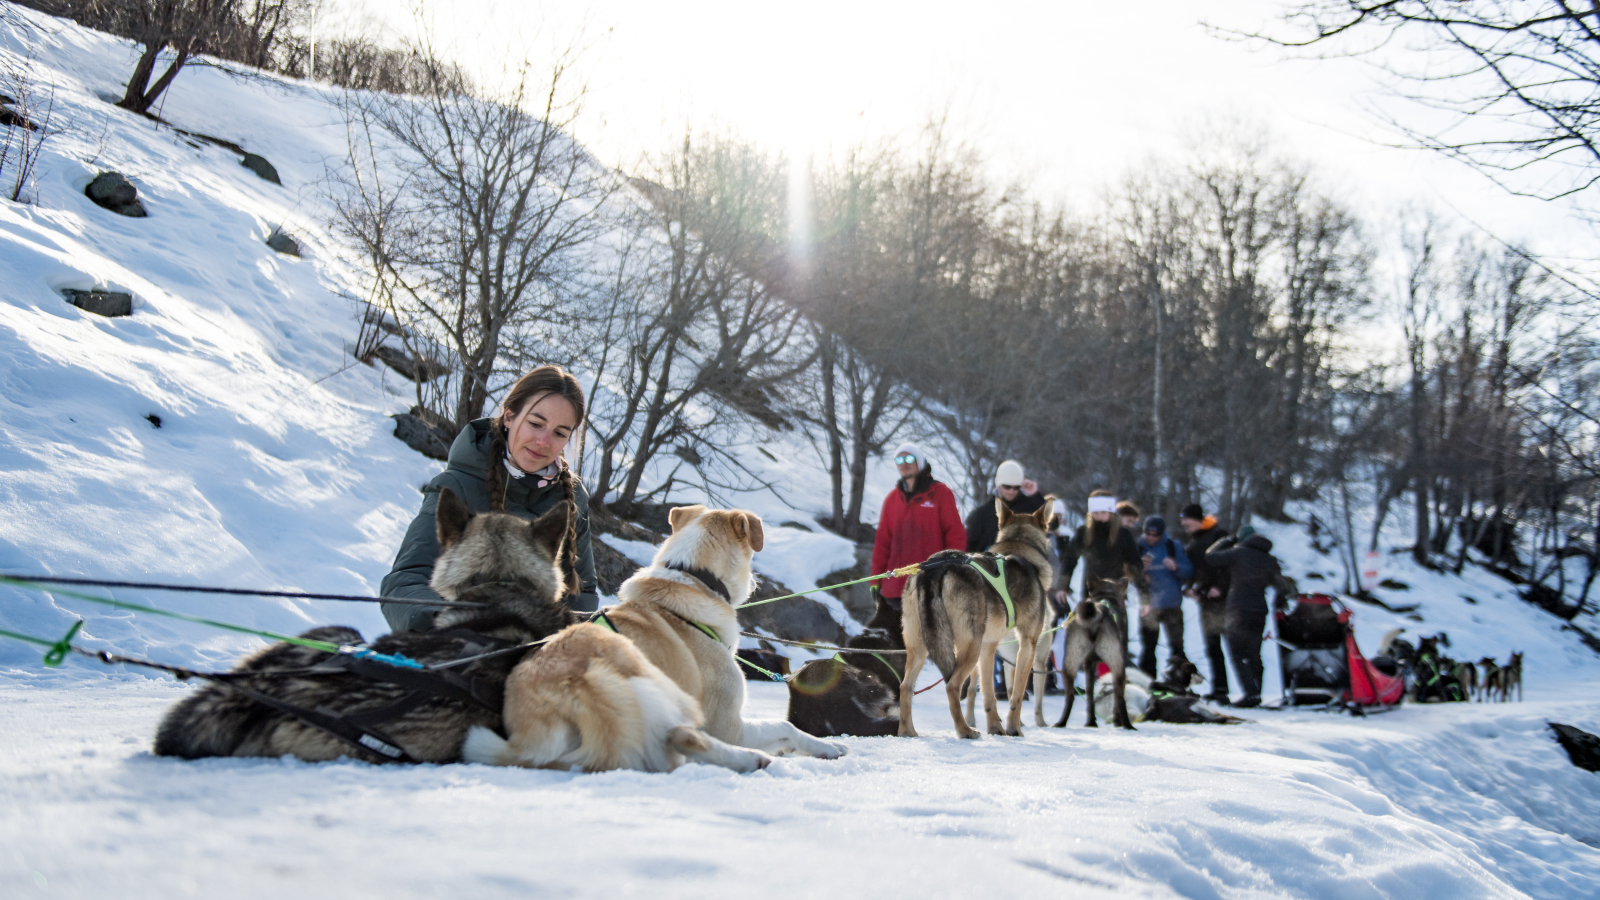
left=1274, top=594, right=1404, bottom=713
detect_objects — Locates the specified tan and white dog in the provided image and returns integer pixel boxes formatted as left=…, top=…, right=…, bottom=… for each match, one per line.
left=463, top=504, right=847, bottom=772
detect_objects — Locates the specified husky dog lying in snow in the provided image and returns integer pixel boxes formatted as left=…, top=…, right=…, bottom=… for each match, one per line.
left=153, top=489, right=575, bottom=763
left=899, top=498, right=1055, bottom=739
left=1134, top=659, right=1247, bottom=724
left=464, top=505, right=848, bottom=772
left=786, top=617, right=902, bottom=738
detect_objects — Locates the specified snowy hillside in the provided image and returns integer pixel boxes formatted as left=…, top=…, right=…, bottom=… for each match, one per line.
left=4, top=9, right=1600, bottom=899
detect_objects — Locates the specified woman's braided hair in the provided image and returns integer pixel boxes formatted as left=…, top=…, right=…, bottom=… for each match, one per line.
left=485, top=365, right=587, bottom=595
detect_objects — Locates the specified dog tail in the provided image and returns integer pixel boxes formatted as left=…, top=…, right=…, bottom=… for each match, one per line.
left=462, top=726, right=514, bottom=766
left=917, top=571, right=958, bottom=680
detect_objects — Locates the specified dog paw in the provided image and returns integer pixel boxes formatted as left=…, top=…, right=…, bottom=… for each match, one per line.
left=754, top=752, right=774, bottom=771
left=898, top=724, right=919, bottom=738
left=815, top=740, right=848, bottom=759
left=957, top=728, right=982, bottom=740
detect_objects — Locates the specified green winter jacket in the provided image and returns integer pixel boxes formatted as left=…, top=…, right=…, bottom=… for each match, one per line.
left=379, top=418, right=599, bottom=632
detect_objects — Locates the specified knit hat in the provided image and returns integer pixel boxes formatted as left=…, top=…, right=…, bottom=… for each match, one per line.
left=1237, top=524, right=1258, bottom=541
left=1143, top=515, right=1166, bottom=536
left=893, top=442, right=929, bottom=472
left=1180, top=503, right=1204, bottom=521
left=995, top=459, right=1024, bottom=487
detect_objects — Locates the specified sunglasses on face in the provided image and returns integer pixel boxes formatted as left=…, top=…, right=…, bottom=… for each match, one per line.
left=999, top=484, right=1020, bottom=491
left=894, top=454, right=917, bottom=465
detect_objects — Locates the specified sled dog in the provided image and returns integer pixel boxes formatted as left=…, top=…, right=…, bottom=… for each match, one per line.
left=464, top=505, right=847, bottom=772
left=898, top=498, right=1054, bottom=739
left=1054, top=577, right=1136, bottom=730
left=153, top=489, right=575, bottom=763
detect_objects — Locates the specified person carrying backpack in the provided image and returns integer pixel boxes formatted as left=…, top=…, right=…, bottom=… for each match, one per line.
left=1136, top=515, right=1193, bottom=678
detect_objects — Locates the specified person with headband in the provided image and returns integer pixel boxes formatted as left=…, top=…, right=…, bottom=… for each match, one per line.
left=964, top=459, right=1046, bottom=552
left=870, top=442, right=966, bottom=638
left=1058, top=489, right=1148, bottom=651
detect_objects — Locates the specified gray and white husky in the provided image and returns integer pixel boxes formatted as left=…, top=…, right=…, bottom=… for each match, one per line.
left=152, top=488, right=575, bottom=763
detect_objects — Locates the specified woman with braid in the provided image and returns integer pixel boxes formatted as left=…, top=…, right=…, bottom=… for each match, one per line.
left=380, top=366, right=598, bottom=632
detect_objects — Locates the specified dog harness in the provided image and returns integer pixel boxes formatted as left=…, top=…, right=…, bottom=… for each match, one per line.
left=966, top=555, right=1016, bottom=630
left=591, top=572, right=786, bottom=682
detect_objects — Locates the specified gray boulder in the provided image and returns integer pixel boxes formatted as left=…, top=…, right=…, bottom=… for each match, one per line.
left=63, top=289, right=132, bottom=317
left=391, top=406, right=454, bottom=460
left=240, top=152, right=281, bottom=185
left=265, top=229, right=300, bottom=257
left=85, top=172, right=146, bottom=217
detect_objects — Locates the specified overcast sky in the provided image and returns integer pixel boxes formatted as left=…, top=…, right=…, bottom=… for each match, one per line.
left=344, top=0, right=1593, bottom=270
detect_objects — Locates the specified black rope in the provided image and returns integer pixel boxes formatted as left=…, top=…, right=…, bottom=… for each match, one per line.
left=0, top=574, right=487, bottom=609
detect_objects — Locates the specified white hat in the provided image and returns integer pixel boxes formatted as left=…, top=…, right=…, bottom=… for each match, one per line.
left=893, top=443, right=928, bottom=471
left=995, top=459, right=1024, bottom=487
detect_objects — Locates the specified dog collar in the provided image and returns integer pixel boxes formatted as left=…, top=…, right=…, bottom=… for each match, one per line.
left=664, top=562, right=732, bottom=605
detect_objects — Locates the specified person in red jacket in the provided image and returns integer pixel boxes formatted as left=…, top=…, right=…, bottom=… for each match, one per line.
left=870, top=442, right=966, bottom=639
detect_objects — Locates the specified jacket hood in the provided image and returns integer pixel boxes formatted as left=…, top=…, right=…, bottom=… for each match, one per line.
left=1241, top=534, right=1274, bottom=553
left=445, top=419, right=494, bottom=479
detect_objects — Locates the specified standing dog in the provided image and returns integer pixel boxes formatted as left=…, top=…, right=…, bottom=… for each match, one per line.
left=464, top=505, right=847, bottom=772
left=1054, top=577, right=1136, bottom=729
left=1477, top=656, right=1501, bottom=702
left=154, top=489, right=574, bottom=763
left=898, top=498, right=1053, bottom=739
left=1502, top=651, right=1524, bottom=701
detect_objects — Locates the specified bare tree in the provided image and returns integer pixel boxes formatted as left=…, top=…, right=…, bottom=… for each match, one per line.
left=583, top=134, right=811, bottom=512
left=1259, top=1, right=1600, bottom=201
left=1, top=49, right=56, bottom=202
left=334, top=41, right=611, bottom=430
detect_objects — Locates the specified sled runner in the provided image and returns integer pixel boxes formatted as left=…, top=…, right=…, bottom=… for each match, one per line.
left=1274, top=594, right=1404, bottom=712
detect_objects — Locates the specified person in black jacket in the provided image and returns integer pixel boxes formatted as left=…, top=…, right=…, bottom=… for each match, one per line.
left=1059, top=490, right=1148, bottom=651
left=1204, top=525, right=1291, bottom=708
left=964, top=459, right=1046, bottom=552
left=1180, top=503, right=1231, bottom=702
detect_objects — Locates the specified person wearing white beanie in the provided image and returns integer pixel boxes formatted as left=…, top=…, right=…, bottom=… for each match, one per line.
left=963, top=458, right=1044, bottom=553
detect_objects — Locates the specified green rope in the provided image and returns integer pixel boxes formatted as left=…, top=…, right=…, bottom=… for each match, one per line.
left=0, top=621, right=85, bottom=667
left=740, top=570, right=897, bottom=609
left=0, top=575, right=342, bottom=654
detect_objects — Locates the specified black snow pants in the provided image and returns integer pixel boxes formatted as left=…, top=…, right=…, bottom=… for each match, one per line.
left=1224, top=608, right=1267, bottom=701
left=1200, top=596, right=1229, bottom=696
left=1138, top=606, right=1187, bottom=678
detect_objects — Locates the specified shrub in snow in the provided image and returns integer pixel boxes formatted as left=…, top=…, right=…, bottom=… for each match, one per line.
left=84, top=172, right=146, bottom=217
left=61, top=288, right=132, bottom=317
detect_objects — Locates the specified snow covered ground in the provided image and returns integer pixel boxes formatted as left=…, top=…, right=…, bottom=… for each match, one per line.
left=3, top=671, right=1599, bottom=899
left=5, top=8, right=1600, bottom=899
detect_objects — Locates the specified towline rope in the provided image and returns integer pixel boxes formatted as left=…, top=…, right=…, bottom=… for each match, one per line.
left=0, top=574, right=484, bottom=608
left=739, top=563, right=925, bottom=608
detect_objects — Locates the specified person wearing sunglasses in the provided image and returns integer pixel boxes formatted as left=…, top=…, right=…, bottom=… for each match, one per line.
left=869, top=442, right=966, bottom=638
left=963, top=459, right=1046, bottom=553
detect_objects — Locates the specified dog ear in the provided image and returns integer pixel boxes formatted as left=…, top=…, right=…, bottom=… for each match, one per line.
left=435, top=487, right=472, bottom=549
left=528, top=501, right=572, bottom=557
left=668, top=505, right=706, bottom=533
left=732, top=511, right=764, bottom=552
left=1031, top=502, right=1053, bottom=530
left=996, top=497, right=1012, bottom=526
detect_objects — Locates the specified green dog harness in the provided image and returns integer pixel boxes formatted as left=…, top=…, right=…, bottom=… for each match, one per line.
left=967, top=555, right=1016, bottom=630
